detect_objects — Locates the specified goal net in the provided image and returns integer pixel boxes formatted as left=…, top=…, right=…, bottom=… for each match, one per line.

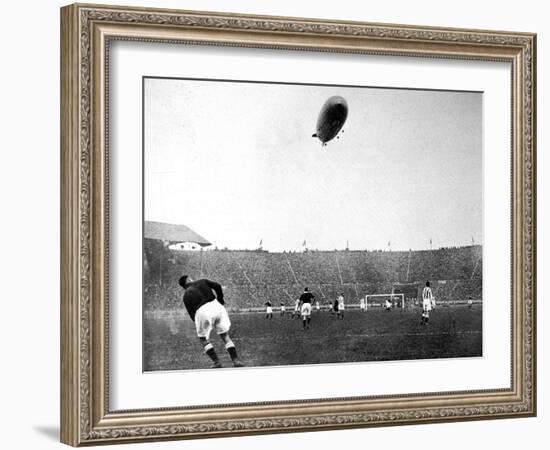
left=364, top=293, right=405, bottom=309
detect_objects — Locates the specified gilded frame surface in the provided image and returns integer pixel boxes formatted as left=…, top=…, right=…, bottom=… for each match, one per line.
left=60, top=3, right=536, bottom=446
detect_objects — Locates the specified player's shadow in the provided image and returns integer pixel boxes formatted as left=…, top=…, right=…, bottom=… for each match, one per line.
left=33, top=425, right=59, bottom=441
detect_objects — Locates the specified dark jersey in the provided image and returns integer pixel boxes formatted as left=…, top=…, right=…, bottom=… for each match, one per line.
left=265, top=301, right=272, bottom=307
left=300, top=292, right=314, bottom=304
left=182, top=279, right=224, bottom=322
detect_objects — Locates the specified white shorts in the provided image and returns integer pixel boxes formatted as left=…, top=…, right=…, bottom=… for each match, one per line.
left=266, top=306, right=273, bottom=314
left=339, top=304, right=345, bottom=311
left=301, top=303, right=312, bottom=317
left=422, top=299, right=432, bottom=312
left=194, top=301, right=231, bottom=339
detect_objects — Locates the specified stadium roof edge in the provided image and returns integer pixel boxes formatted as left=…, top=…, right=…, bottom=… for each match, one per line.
left=144, top=221, right=211, bottom=247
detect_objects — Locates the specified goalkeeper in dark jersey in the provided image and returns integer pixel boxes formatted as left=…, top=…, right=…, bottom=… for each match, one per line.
left=178, top=275, right=244, bottom=368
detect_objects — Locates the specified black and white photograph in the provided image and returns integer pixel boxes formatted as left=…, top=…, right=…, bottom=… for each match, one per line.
left=142, top=76, right=483, bottom=372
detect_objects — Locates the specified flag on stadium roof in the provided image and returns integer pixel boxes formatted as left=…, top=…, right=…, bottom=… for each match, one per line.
left=144, top=221, right=211, bottom=247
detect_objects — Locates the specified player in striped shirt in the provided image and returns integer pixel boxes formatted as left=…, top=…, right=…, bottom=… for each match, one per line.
left=421, top=281, right=434, bottom=325
left=336, top=293, right=345, bottom=319
left=292, top=297, right=300, bottom=319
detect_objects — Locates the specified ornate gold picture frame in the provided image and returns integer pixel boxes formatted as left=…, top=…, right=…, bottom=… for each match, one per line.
left=60, top=3, right=536, bottom=446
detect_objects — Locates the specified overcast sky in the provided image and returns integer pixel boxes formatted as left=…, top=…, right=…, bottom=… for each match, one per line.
left=144, top=77, right=482, bottom=252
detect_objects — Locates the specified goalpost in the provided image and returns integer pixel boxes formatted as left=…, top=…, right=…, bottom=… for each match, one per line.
left=365, top=293, right=405, bottom=309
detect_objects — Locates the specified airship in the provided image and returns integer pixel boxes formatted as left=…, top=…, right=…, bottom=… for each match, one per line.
left=312, top=95, right=348, bottom=146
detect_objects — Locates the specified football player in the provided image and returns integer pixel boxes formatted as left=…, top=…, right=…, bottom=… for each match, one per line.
left=178, top=275, right=244, bottom=368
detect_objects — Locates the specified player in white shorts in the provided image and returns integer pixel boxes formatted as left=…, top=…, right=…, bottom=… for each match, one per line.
left=194, top=300, right=231, bottom=338
left=421, top=281, right=434, bottom=325
left=280, top=302, right=286, bottom=316
left=299, top=287, right=315, bottom=330
left=359, top=296, right=366, bottom=311
left=178, top=275, right=244, bottom=368
left=292, top=298, right=300, bottom=319
left=265, top=301, right=273, bottom=319
left=336, top=293, right=345, bottom=319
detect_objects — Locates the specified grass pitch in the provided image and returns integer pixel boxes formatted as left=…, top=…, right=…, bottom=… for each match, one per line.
left=143, top=305, right=482, bottom=372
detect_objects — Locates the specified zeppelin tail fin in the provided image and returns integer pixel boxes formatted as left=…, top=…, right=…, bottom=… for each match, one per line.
left=312, top=133, right=317, bottom=138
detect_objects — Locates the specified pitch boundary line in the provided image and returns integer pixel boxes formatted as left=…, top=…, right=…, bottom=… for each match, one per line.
left=230, top=330, right=483, bottom=341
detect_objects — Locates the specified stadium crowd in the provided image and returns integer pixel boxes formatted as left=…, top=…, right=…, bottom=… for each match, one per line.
left=144, top=245, right=482, bottom=312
